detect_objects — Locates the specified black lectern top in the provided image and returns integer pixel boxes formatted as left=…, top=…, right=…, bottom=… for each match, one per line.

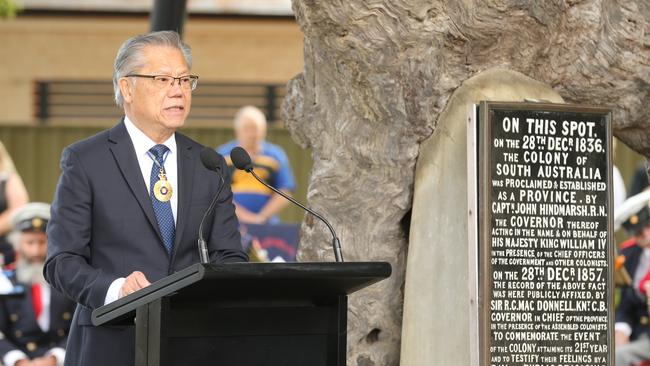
left=92, top=261, right=391, bottom=326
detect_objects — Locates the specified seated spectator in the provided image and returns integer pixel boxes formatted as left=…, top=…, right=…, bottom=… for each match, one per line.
left=217, top=106, right=296, bottom=224
left=616, top=191, right=650, bottom=366
left=0, top=141, right=29, bottom=266
left=0, top=203, right=75, bottom=366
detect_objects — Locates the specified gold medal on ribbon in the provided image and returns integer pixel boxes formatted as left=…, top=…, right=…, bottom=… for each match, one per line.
left=153, top=171, right=173, bottom=202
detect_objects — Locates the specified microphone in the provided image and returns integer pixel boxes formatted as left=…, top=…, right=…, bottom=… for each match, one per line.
left=197, top=147, right=227, bottom=264
left=230, top=146, right=344, bottom=262
left=200, top=147, right=222, bottom=171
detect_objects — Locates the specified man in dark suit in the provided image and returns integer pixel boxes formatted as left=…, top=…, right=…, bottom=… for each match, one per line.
left=44, top=31, right=247, bottom=366
left=0, top=202, right=76, bottom=366
left=616, top=190, right=650, bottom=366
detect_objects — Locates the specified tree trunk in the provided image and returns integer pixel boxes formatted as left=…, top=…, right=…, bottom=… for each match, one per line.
left=283, top=1, right=650, bottom=365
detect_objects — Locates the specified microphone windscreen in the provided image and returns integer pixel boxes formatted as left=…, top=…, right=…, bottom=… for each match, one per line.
left=230, top=147, right=253, bottom=171
left=200, top=147, right=221, bottom=172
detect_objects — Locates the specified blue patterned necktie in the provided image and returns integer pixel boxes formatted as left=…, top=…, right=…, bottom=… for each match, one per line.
left=149, top=144, right=175, bottom=256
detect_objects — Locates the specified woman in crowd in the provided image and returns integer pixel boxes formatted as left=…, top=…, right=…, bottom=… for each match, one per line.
left=0, top=141, right=28, bottom=266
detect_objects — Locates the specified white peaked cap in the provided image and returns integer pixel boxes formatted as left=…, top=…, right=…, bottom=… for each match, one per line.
left=614, top=190, right=650, bottom=231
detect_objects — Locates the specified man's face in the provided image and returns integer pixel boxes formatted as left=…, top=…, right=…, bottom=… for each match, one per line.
left=235, top=116, right=265, bottom=153
left=121, top=45, right=191, bottom=137
left=19, top=231, right=47, bottom=263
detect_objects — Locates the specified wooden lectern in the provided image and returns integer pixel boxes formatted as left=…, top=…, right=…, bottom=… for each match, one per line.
left=91, top=262, right=391, bottom=366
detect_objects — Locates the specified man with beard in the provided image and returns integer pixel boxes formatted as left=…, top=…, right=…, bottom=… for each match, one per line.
left=0, top=203, right=75, bottom=366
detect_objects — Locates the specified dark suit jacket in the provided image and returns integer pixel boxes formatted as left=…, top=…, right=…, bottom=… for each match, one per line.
left=0, top=284, right=76, bottom=360
left=44, top=121, right=247, bottom=366
left=616, top=243, right=650, bottom=340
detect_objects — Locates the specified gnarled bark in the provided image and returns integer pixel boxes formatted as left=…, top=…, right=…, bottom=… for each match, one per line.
left=283, top=1, right=649, bottom=364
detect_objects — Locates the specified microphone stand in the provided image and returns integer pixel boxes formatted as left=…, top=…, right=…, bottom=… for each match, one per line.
left=247, top=169, right=344, bottom=263
left=197, top=170, right=226, bottom=264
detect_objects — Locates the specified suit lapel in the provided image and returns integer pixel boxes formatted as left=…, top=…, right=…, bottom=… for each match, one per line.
left=172, top=134, right=195, bottom=257
left=107, top=121, right=163, bottom=243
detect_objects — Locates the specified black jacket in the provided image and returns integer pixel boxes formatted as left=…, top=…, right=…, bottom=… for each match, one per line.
left=45, top=121, right=247, bottom=366
left=0, top=283, right=76, bottom=361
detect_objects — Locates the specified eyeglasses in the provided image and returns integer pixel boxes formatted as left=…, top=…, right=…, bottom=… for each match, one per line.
left=125, top=74, right=199, bottom=91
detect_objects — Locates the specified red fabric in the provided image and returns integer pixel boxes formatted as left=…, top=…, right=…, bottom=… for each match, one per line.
left=640, top=270, right=650, bottom=296
left=636, top=361, right=650, bottom=366
left=31, top=283, right=42, bottom=319
left=621, top=237, right=638, bottom=250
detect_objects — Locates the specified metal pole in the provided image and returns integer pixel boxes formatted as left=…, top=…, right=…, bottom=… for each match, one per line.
left=150, top=0, right=188, bottom=37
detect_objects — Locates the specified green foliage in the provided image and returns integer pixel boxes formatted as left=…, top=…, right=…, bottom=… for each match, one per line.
left=0, top=0, right=21, bottom=19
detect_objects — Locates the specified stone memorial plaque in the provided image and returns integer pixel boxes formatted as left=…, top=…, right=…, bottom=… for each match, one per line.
left=476, top=102, right=613, bottom=366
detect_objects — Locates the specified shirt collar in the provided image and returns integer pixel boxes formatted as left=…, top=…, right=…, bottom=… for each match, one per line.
left=123, top=115, right=177, bottom=159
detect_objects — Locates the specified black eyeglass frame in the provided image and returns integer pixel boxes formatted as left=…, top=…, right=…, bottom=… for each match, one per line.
left=125, top=74, right=199, bottom=90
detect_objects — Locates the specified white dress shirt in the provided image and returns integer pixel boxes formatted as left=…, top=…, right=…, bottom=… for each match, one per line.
left=123, top=115, right=178, bottom=222
left=104, top=116, right=179, bottom=305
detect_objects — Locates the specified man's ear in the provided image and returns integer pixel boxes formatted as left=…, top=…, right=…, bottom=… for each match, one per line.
left=119, top=78, right=135, bottom=104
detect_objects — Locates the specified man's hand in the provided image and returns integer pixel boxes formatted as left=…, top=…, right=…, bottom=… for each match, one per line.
left=16, top=356, right=57, bottom=366
left=119, top=271, right=151, bottom=298
left=242, top=213, right=268, bottom=225
left=256, top=191, right=290, bottom=223
left=234, top=204, right=268, bottom=224
left=615, top=330, right=630, bottom=347
left=31, top=356, right=57, bottom=366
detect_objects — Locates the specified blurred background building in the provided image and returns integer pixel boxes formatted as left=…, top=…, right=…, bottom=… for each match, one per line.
left=0, top=0, right=311, bottom=224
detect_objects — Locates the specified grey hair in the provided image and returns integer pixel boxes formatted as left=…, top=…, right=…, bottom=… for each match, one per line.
left=234, top=105, right=267, bottom=130
left=113, top=30, right=192, bottom=107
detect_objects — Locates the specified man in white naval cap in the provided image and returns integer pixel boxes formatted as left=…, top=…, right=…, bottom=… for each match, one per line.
left=615, top=190, right=650, bottom=366
left=0, top=203, right=75, bottom=366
